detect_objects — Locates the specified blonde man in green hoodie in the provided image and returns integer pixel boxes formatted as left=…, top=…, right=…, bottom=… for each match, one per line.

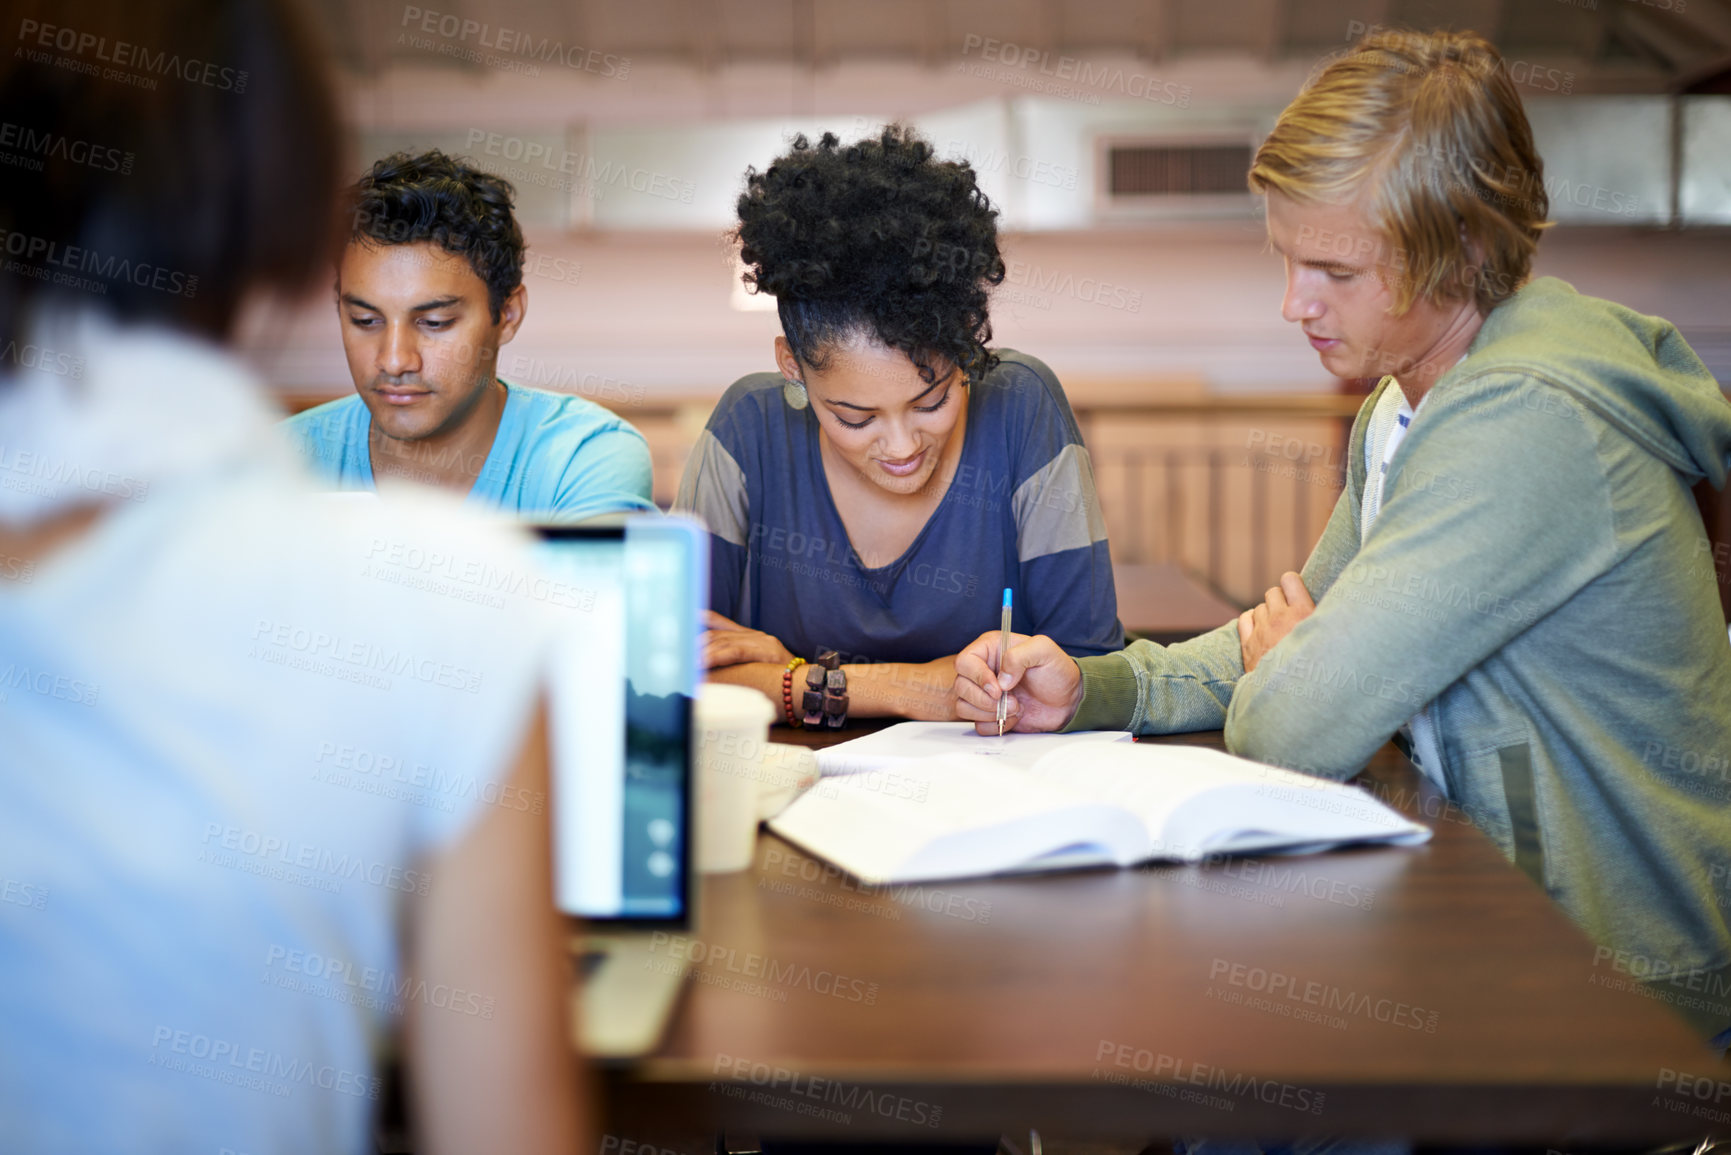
left=956, top=28, right=1731, bottom=1043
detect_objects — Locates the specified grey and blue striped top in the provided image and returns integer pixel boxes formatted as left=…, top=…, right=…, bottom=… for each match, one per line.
left=674, top=350, right=1123, bottom=665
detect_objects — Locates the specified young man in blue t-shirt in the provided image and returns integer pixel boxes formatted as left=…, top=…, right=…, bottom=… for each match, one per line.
left=283, top=150, right=655, bottom=520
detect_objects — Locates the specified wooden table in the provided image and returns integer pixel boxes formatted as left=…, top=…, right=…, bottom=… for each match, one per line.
left=602, top=725, right=1725, bottom=1145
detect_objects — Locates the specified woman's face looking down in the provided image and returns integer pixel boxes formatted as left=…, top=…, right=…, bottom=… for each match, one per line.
left=778, top=335, right=966, bottom=499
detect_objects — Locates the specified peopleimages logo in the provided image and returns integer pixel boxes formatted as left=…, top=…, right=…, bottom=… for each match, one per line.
left=247, top=618, right=485, bottom=694
left=0, top=121, right=133, bottom=174
left=1093, top=1040, right=1326, bottom=1115
left=199, top=822, right=432, bottom=896
left=312, top=740, right=545, bottom=815
left=149, top=1025, right=379, bottom=1099
left=959, top=34, right=1191, bottom=107
left=16, top=19, right=249, bottom=92
left=647, top=933, right=879, bottom=1005
left=1207, top=958, right=1439, bottom=1032
left=398, top=7, right=630, bottom=78
left=463, top=131, right=694, bottom=204
left=945, top=139, right=1078, bottom=191
left=0, top=228, right=197, bottom=298
left=1, top=875, right=48, bottom=911
left=262, top=944, right=496, bottom=1019
left=1656, top=1067, right=1731, bottom=1128
left=710, top=1054, right=944, bottom=1128
left=0, top=662, right=100, bottom=707
left=0, top=338, right=85, bottom=380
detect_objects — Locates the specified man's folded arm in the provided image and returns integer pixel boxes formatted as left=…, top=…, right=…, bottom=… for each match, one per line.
left=1224, top=375, right=1618, bottom=777
left=1065, top=475, right=1366, bottom=735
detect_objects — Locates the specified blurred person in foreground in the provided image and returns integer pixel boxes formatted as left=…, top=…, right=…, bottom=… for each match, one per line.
left=283, top=149, right=656, bottom=519
left=0, top=1, right=584, bottom=1151
left=956, top=29, right=1731, bottom=1045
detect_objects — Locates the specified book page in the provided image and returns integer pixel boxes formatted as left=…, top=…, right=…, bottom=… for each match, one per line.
left=1164, top=779, right=1430, bottom=857
left=1028, top=743, right=1428, bottom=861
left=815, top=721, right=1133, bottom=776
left=768, top=755, right=1144, bottom=883
left=1026, top=743, right=1230, bottom=857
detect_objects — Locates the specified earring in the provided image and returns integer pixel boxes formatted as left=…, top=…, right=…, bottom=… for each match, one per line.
left=782, top=376, right=808, bottom=410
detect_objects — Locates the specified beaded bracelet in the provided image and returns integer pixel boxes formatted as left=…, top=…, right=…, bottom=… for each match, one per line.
left=780, top=657, right=807, bottom=727
left=802, top=649, right=848, bottom=729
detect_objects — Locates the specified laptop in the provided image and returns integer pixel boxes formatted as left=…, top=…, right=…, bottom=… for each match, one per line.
left=528, top=517, right=706, bottom=1059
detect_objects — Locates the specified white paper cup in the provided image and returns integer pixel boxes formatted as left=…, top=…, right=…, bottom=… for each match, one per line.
left=694, top=683, right=777, bottom=873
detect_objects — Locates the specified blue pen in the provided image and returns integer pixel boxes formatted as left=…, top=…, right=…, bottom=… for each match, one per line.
left=995, top=588, right=1013, bottom=737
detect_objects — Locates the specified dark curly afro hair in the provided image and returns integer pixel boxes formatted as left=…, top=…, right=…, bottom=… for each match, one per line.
left=735, top=125, right=1005, bottom=387
left=344, top=149, right=524, bottom=323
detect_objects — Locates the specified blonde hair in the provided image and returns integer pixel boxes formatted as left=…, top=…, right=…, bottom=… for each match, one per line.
left=1248, top=28, right=1549, bottom=315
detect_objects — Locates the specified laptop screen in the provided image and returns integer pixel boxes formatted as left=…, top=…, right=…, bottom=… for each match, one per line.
left=529, top=518, right=705, bottom=929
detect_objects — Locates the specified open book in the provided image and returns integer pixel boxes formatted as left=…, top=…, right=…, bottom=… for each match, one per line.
left=814, top=721, right=1135, bottom=775
left=770, top=738, right=1431, bottom=885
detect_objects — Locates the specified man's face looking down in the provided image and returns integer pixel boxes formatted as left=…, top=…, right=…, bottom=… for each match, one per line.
left=336, top=239, right=525, bottom=444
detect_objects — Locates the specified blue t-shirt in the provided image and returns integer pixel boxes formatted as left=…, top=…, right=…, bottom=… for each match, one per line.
left=281, top=381, right=656, bottom=520
left=674, top=351, right=1122, bottom=664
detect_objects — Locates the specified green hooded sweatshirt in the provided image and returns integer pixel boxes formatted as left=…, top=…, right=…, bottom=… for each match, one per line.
left=1068, top=277, right=1731, bottom=1039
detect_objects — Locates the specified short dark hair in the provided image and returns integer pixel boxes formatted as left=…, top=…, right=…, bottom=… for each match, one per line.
left=0, top=0, right=340, bottom=351
left=735, top=125, right=1005, bottom=387
left=344, top=150, right=525, bottom=323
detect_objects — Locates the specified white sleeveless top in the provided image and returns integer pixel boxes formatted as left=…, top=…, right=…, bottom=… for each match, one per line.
left=0, top=314, right=554, bottom=1153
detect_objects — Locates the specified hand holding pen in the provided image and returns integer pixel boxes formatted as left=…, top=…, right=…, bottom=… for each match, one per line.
left=953, top=621, right=1085, bottom=737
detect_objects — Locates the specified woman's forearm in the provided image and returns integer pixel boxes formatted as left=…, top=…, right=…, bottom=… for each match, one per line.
left=705, top=661, right=786, bottom=711
left=844, top=658, right=956, bottom=721
left=706, top=657, right=957, bottom=723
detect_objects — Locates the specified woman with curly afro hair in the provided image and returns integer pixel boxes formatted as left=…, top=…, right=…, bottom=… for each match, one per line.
left=676, top=126, right=1122, bottom=722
